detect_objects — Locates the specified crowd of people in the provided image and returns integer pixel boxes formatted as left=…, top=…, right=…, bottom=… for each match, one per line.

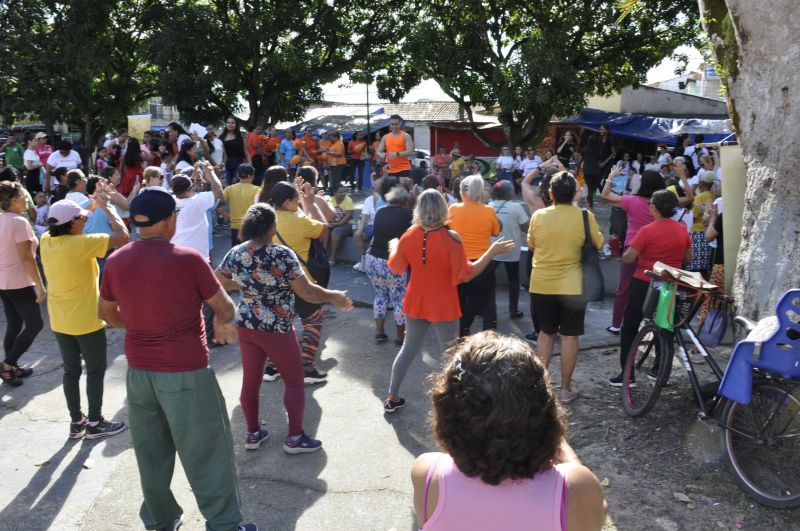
left=0, top=116, right=731, bottom=529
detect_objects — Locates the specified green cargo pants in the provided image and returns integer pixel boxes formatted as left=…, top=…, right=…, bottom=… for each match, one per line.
left=126, top=366, right=242, bottom=531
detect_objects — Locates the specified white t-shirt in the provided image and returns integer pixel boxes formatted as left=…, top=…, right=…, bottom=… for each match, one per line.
left=24, top=149, right=41, bottom=170
left=490, top=200, right=529, bottom=262
left=657, top=152, right=671, bottom=165
left=683, top=145, right=708, bottom=169
left=672, top=207, right=693, bottom=232
left=495, top=155, right=515, bottom=170
left=46, top=150, right=82, bottom=170
left=175, top=160, right=193, bottom=173
left=360, top=194, right=378, bottom=226
left=65, top=192, right=90, bottom=207
left=171, top=191, right=216, bottom=258
left=207, top=138, right=224, bottom=166
left=518, top=157, right=541, bottom=176
left=644, top=162, right=661, bottom=172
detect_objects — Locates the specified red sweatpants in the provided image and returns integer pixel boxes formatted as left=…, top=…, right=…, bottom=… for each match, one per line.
left=237, top=327, right=305, bottom=436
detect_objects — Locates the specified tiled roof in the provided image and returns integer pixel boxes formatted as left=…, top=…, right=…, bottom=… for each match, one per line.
left=378, top=102, right=493, bottom=123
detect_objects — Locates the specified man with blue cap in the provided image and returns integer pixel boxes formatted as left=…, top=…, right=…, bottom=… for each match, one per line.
left=98, top=189, right=257, bottom=531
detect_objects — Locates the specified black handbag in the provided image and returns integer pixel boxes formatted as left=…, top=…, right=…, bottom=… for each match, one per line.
left=581, top=209, right=605, bottom=303
left=276, top=231, right=331, bottom=288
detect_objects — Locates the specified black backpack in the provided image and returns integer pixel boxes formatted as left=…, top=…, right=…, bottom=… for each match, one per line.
left=276, top=232, right=331, bottom=288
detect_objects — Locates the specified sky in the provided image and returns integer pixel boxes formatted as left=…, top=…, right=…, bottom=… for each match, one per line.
left=321, top=46, right=705, bottom=104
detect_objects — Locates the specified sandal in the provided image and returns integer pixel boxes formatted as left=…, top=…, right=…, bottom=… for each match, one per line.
left=375, top=333, right=389, bottom=343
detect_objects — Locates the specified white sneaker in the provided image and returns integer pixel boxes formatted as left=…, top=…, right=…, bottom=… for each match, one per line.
left=353, top=262, right=363, bottom=272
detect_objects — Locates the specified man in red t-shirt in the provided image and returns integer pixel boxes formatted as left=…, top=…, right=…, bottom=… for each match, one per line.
left=99, top=189, right=256, bottom=531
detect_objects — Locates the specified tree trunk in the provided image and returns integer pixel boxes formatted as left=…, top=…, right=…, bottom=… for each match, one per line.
left=699, top=0, right=800, bottom=319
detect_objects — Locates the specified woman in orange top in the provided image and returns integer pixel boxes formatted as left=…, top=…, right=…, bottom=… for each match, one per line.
left=378, top=115, right=414, bottom=177
left=432, top=146, right=453, bottom=185
left=371, top=131, right=384, bottom=177
left=326, top=131, right=347, bottom=193
left=447, top=175, right=502, bottom=336
left=383, top=189, right=513, bottom=413
left=347, top=131, right=368, bottom=191
left=317, top=131, right=333, bottom=190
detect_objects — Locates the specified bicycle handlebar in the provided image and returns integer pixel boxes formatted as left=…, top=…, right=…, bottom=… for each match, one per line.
left=644, top=269, right=734, bottom=304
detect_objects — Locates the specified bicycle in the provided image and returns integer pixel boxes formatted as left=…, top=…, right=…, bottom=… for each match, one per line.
left=620, top=263, right=800, bottom=509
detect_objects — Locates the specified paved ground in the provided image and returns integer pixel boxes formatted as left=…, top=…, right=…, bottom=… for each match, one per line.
left=0, top=222, right=622, bottom=530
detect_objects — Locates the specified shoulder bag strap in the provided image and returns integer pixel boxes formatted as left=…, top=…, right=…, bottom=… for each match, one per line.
left=581, top=208, right=591, bottom=245
left=275, top=230, right=309, bottom=269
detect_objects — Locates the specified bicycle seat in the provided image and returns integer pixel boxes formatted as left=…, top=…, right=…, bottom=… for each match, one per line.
left=719, top=289, right=800, bottom=404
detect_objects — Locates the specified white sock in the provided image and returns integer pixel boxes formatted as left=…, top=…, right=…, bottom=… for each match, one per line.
left=289, top=434, right=301, bottom=442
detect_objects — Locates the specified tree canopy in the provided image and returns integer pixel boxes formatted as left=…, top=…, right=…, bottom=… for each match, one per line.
left=1, top=0, right=161, bottom=154
left=151, top=0, right=404, bottom=128
left=376, top=0, right=700, bottom=148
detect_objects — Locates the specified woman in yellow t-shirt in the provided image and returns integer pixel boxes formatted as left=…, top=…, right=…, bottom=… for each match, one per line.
left=267, top=182, right=330, bottom=384
left=689, top=171, right=717, bottom=277
left=40, top=187, right=129, bottom=439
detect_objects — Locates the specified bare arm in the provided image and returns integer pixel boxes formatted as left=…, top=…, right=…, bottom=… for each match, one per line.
left=677, top=175, right=694, bottom=207
left=204, top=162, right=223, bottom=201
left=601, top=169, right=622, bottom=206
left=521, top=166, right=546, bottom=212
left=98, top=297, right=125, bottom=328
left=16, top=241, right=46, bottom=302
left=205, top=287, right=237, bottom=344
left=622, top=245, right=639, bottom=264
left=214, top=270, right=241, bottom=291
left=462, top=238, right=515, bottom=282
left=290, top=275, right=353, bottom=310
left=706, top=205, right=719, bottom=242
left=683, top=246, right=692, bottom=266
left=93, top=181, right=130, bottom=248
left=314, top=195, right=337, bottom=223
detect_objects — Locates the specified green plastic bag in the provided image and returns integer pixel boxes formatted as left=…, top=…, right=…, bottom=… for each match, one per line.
left=653, top=282, right=676, bottom=332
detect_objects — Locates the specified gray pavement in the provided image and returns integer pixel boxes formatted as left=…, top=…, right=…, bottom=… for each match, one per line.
left=0, top=224, right=620, bottom=531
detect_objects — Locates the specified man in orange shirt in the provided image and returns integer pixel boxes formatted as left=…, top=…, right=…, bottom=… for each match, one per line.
left=298, top=126, right=319, bottom=168
left=325, top=131, right=347, bottom=193
left=447, top=175, right=502, bottom=336
left=376, top=115, right=414, bottom=178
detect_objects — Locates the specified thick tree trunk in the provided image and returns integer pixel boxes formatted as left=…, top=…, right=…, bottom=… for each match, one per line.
left=700, top=0, right=800, bottom=318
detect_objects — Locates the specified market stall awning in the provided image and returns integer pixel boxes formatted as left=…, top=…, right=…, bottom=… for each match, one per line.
left=568, top=108, right=735, bottom=145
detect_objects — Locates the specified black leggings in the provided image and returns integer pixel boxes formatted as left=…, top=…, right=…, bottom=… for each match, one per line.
left=496, top=260, right=520, bottom=313
left=619, top=277, right=650, bottom=371
left=0, top=287, right=44, bottom=366
left=458, top=261, right=497, bottom=336
left=585, top=173, right=602, bottom=207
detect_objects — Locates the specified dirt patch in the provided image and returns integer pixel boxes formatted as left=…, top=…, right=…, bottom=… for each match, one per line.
left=554, top=346, right=799, bottom=531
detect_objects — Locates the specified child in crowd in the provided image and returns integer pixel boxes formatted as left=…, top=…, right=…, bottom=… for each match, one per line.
left=34, top=191, right=49, bottom=235
left=217, top=163, right=260, bottom=247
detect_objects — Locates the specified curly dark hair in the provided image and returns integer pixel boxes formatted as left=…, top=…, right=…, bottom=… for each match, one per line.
left=429, top=331, right=566, bottom=486
left=239, top=203, right=276, bottom=242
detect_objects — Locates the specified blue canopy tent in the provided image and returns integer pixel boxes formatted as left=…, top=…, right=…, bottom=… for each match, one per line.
left=569, top=108, right=736, bottom=145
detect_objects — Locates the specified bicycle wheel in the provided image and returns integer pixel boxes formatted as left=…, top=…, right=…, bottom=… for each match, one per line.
left=720, top=381, right=800, bottom=508
left=622, top=323, right=673, bottom=418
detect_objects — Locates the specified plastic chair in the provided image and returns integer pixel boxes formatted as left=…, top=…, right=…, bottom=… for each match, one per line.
left=718, top=289, right=800, bottom=404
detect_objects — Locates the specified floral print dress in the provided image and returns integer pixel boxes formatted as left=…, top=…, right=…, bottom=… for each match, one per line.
left=219, top=242, right=304, bottom=333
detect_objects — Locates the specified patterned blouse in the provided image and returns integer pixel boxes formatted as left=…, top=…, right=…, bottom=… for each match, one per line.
left=219, top=242, right=304, bottom=333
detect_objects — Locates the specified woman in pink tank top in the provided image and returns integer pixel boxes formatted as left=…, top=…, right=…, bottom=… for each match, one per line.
left=411, top=331, right=608, bottom=530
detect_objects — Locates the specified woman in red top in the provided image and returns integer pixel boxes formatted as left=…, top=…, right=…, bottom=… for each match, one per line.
left=383, top=189, right=513, bottom=412
left=117, top=138, right=144, bottom=196
left=611, top=190, right=692, bottom=386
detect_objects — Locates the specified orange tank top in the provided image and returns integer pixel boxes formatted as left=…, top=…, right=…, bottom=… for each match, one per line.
left=385, top=132, right=411, bottom=173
